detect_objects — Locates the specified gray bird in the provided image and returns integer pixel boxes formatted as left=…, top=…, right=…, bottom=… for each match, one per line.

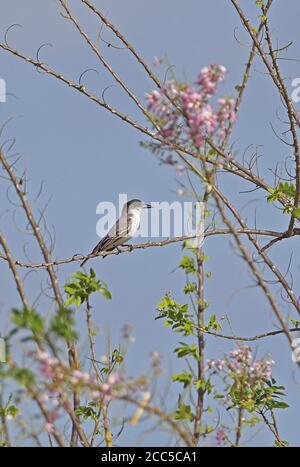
left=80, top=199, right=151, bottom=267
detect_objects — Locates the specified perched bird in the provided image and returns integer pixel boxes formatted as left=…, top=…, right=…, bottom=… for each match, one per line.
left=80, top=199, right=151, bottom=267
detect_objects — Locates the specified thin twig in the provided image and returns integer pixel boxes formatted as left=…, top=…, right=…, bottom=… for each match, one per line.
left=0, top=229, right=290, bottom=269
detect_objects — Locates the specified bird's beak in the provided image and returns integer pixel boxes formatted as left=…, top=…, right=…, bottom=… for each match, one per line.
left=143, top=203, right=152, bottom=209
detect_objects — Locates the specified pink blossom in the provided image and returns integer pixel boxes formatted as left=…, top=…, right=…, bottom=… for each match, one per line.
left=108, top=373, right=123, bottom=385
left=176, top=165, right=185, bottom=176
left=207, top=359, right=225, bottom=371
left=91, top=390, right=101, bottom=401
left=182, top=86, right=202, bottom=111
left=161, top=126, right=176, bottom=140
left=145, top=90, right=161, bottom=109
left=71, top=370, right=90, bottom=383
left=207, top=359, right=215, bottom=369
left=100, top=383, right=113, bottom=403
left=207, top=346, right=275, bottom=400
left=45, top=422, right=54, bottom=434
left=216, top=427, right=225, bottom=446
left=215, top=359, right=225, bottom=371
left=197, top=64, right=227, bottom=96
left=145, top=65, right=234, bottom=153
left=36, top=351, right=49, bottom=361
left=101, top=383, right=110, bottom=392
left=163, top=80, right=179, bottom=100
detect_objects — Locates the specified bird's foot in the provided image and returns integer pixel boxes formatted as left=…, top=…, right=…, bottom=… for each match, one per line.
left=123, top=244, right=133, bottom=252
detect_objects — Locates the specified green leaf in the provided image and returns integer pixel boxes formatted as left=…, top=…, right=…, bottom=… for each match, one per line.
left=112, top=349, right=124, bottom=364
left=183, top=282, right=197, bottom=294
left=292, top=207, right=300, bottom=219
left=195, top=378, right=213, bottom=393
left=174, top=402, right=195, bottom=422
left=50, top=307, right=78, bottom=341
left=288, top=317, right=300, bottom=327
left=75, top=405, right=98, bottom=421
left=6, top=405, right=19, bottom=417
left=99, top=286, right=112, bottom=300
left=267, top=182, right=296, bottom=203
left=271, top=401, right=289, bottom=409
left=64, top=270, right=112, bottom=306
left=174, top=342, right=199, bottom=360
left=204, top=314, right=222, bottom=331
left=156, top=293, right=194, bottom=336
left=11, top=308, right=44, bottom=336
left=9, top=367, right=35, bottom=386
left=207, top=149, right=217, bottom=158
left=172, top=371, right=192, bottom=388
left=179, top=256, right=196, bottom=274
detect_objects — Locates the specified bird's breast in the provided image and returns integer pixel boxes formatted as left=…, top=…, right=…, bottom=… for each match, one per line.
left=128, top=213, right=140, bottom=237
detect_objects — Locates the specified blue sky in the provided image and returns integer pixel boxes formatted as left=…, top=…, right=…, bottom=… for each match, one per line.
left=1, top=0, right=300, bottom=446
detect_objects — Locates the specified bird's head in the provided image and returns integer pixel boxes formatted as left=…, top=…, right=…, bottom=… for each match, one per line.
left=123, top=199, right=152, bottom=215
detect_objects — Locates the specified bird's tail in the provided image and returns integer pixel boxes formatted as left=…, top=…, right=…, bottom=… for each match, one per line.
left=81, top=238, right=111, bottom=267
left=81, top=253, right=108, bottom=267
left=80, top=257, right=89, bottom=268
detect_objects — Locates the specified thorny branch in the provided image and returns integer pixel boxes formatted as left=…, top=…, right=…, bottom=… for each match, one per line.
left=0, top=228, right=296, bottom=269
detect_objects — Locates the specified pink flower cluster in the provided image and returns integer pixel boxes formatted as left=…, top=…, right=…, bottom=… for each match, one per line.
left=215, top=427, right=226, bottom=446
left=93, top=373, right=127, bottom=404
left=145, top=64, right=236, bottom=152
left=35, top=353, right=64, bottom=434
left=217, top=98, right=236, bottom=140
left=37, top=351, right=66, bottom=382
left=207, top=346, right=274, bottom=384
left=35, top=351, right=147, bottom=428
left=196, top=64, right=227, bottom=96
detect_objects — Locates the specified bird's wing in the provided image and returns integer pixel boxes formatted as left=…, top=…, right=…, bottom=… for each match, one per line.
left=81, top=215, right=132, bottom=267
left=92, top=216, right=131, bottom=254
